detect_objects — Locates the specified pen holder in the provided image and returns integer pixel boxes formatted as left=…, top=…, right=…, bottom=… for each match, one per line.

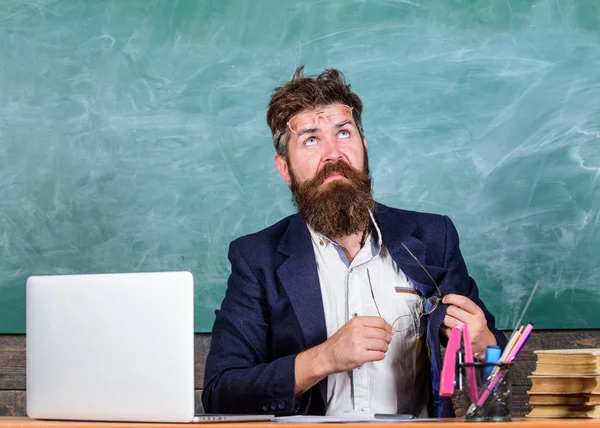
left=461, top=362, right=512, bottom=422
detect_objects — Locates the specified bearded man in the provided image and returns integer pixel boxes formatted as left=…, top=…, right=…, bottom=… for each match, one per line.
left=202, top=67, right=506, bottom=418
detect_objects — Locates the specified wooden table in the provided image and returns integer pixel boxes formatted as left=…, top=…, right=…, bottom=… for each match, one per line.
left=2, top=417, right=600, bottom=427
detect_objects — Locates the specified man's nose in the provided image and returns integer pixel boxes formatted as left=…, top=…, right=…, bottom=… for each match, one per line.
left=321, top=136, right=343, bottom=162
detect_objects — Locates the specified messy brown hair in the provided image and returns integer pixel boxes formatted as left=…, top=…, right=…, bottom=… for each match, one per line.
left=266, top=66, right=364, bottom=159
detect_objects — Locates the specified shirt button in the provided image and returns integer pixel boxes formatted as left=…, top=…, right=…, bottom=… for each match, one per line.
left=271, top=401, right=277, bottom=410
left=319, top=239, right=324, bottom=246
left=353, top=312, right=358, bottom=318
left=278, top=400, right=285, bottom=409
left=262, top=404, right=269, bottom=412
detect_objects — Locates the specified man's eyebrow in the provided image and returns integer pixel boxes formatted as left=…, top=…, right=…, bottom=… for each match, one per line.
left=335, top=120, right=353, bottom=127
left=296, top=127, right=317, bottom=137
left=295, top=120, right=353, bottom=137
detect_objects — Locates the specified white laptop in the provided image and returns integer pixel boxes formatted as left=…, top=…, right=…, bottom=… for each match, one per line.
left=26, top=271, right=272, bottom=423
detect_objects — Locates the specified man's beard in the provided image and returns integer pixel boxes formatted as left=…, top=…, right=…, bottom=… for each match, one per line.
left=289, top=155, right=375, bottom=240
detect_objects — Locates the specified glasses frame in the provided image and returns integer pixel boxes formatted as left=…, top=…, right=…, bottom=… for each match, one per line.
left=367, top=242, right=443, bottom=333
left=286, top=105, right=354, bottom=134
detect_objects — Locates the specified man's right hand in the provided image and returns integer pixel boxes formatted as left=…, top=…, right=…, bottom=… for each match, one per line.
left=294, top=316, right=393, bottom=396
left=319, top=316, right=394, bottom=373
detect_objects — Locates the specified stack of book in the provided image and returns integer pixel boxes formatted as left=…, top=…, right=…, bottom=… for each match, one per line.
left=527, top=348, right=600, bottom=418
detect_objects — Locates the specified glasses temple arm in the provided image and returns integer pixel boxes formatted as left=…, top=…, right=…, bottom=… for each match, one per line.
left=400, top=242, right=443, bottom=298
left=366, top=269, right=382, bottom=318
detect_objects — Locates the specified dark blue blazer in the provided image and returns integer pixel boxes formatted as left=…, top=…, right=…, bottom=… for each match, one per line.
left=202, top=203, right=506, bottom=417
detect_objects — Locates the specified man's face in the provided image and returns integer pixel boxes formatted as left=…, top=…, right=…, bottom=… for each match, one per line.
left=274, top=104, right=368, bottom=188
left=274, top=104, right=374, bottom=238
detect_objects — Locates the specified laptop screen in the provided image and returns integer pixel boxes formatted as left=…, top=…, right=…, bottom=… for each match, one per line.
left=26, top=271, right=195, bottom=423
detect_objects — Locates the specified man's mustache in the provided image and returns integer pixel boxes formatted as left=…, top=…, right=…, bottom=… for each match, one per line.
left=311, top=160, right=362, bottom=185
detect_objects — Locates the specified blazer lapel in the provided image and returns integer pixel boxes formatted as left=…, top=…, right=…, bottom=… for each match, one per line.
left=276, top=213, right=328, bottom=403
left=276, top=213, right=327, bottom=348
left=374, top=203, right=449, bottom=295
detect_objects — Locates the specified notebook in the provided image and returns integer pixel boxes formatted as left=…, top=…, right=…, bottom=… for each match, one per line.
left=26, top=271, right=273, bottom=423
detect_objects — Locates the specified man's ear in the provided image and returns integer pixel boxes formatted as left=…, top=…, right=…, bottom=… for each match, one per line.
left=274, top=154, right=292, bottom=186
left=363, top=136, right=368, bottom=152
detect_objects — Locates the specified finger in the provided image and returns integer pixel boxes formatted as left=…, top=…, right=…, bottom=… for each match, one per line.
left=355, top=316, right=391, bottom=330
left=363, top=326, right=393, bottom=343
left=362, top=350, right=386, bottom=363
left=445, top=304, right=474, bottom=324
left=356, top=316, right=394, bottom=333
left=363, top=338, right=390, bottom=353
left=442, top=314, right=464, bottom=329
left=442, top=294, right=482, bottom=316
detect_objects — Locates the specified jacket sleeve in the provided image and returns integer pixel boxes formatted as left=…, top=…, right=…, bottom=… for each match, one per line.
left=201, top=240, right=307, bottom=415
left=442, top=215, right=508, bottom=351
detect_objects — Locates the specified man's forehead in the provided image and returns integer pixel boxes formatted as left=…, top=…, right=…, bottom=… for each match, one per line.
left=286, top=103, right=355, bottom=136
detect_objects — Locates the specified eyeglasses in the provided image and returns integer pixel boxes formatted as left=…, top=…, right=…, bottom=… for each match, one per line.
left=367, top=242, right=443, bottom=333
left=287, top=105, right=354, bottom=135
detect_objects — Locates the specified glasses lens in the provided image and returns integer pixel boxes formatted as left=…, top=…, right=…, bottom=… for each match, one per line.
left=392, top=314, right=414, bottom=332
left=422, top=295, right=441, bottom=316
left=288, top=115, right=316, bottom=134
left=288, top=105, right=353, bottom=134
left=322, top=106, right=352, bottom=124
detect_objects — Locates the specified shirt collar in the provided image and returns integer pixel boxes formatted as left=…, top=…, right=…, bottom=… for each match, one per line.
left=307, top=210, right=383, bottom=256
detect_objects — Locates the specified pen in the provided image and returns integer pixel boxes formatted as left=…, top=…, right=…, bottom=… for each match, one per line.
left=505, top=323, right=534, bottom=363
left=374, top=414, right=415, bottom=420
left=500, top=325, right=524, bottom=361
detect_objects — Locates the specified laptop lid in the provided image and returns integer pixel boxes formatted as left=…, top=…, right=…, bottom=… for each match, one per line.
left=26, top=271, right=195, bottom=423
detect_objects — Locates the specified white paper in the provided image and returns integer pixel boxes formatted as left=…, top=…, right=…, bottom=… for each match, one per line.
left=272, top=413, right=422, bottom=423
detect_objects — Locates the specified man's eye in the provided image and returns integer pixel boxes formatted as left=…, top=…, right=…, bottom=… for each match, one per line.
left=304, top=137, right=318, bottom=146
left=338, top=130, right=350, bottom=139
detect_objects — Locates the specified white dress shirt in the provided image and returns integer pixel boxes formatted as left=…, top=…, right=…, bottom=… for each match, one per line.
left=308, top=214, right=430, bottom=416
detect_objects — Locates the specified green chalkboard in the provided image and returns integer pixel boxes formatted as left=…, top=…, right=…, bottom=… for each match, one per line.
left=1, top=0, right=599, bottom=332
